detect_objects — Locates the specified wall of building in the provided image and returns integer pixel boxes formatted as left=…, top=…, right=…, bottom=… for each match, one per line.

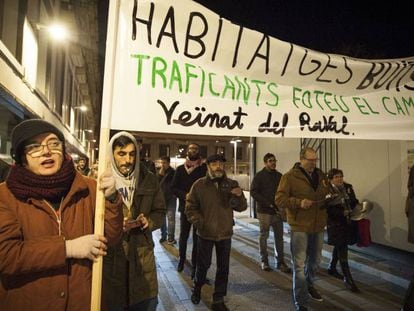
left=255, top=137, right=414, bottom=253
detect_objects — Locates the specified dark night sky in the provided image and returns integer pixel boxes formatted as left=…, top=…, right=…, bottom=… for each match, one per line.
left=194, top=0, right=414, bottom=59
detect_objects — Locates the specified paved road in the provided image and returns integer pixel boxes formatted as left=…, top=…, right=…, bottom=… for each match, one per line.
left=154, top=219, right=405, bottom=311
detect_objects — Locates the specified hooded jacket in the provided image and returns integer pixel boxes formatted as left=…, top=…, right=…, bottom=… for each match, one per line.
left=103, top=132, right=166, bottom=308
left=275, top=166, right=329, bottom=232
left=0, top=172, right=123, bottom=311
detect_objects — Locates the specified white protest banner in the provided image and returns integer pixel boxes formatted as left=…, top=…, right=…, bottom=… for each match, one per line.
left=109, top=0, right=414, bottom=140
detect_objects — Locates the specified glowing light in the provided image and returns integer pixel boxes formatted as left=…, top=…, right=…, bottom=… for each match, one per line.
left=47, top=24, right=68, bottom=41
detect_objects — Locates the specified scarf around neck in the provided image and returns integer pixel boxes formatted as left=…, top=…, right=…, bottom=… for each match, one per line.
left=6, top=155, right=76, bottom=203
left=185, top=158, right=202, bottom=174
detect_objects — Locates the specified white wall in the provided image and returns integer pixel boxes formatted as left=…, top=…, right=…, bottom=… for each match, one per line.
left=255, top=137, right=300, bottom=174
left=339, top=139, right=414, bottom=252
left=255, top=137, right=414, bottom=252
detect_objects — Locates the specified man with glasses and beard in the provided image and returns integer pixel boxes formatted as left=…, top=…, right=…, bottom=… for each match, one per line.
left=171, top=143, right=207, bottom=277
left=186, top=154, right=247, bottom=311
left=276, top=147, right=330, bottom=311
left=250, top=153, right=291, bottom=273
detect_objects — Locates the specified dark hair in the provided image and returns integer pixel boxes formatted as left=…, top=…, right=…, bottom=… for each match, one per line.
left=112, top=135, right=135, bottom=152
left=160, top=155, right=170, bottom=163
left=187, top=142, right=200, bottom=149
left=300, top=147, right=316, bottom=159
left=263, top=153, right=275, bottom=162
left=327, top=168, right=343, bottom=180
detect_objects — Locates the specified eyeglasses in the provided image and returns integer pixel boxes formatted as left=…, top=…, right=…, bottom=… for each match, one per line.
left=304, top=157, right=318, bottom=162
left=24, top=140, right=63, bottom=157
left=267, top=159, right=277, bottom=162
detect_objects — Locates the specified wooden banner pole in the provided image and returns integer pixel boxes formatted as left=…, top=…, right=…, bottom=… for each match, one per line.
left=91, top=0, right=120, bottom=310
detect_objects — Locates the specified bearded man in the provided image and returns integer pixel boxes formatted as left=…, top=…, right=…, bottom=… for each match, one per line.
left=185, top=154, right=247, bottom=311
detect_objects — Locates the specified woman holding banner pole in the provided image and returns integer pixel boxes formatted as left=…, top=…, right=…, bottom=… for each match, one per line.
left=0, top=119, right=123, bottom=311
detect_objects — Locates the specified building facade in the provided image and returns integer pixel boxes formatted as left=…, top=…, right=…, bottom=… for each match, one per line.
left=0, top=0, right=100, bottom=165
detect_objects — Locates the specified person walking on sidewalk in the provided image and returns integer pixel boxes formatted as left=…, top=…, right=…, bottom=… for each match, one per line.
left=158, top=156, right=177, bottom=244
left=186, top=154, right=247, bottom=311
left=171, top=143, right=207, bottom=276
left=326, top=168, right=360, bottom=292
left=103, top=132, right=166, bottom=311
left=402, top=165, right=414, bottom=311
left=250, top=153, right=291, bottom=273
left=276, top=147, right=330, bottom=311
left=0, top=119, right=123, bottom=311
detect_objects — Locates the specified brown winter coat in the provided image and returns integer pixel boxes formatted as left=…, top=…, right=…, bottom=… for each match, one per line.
left=275, top=167, right=329, bottom=232
left=185, top=175, right=247, bottom=241
left=0, top=172, right=123, bottom=311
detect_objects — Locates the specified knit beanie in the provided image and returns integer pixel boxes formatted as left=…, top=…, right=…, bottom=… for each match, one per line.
left=11, top=119, right=65, bottom=164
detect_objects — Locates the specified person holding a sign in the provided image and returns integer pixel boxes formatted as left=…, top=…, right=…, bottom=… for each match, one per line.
left=276, top=147, right=329, bottom=311
left=102, top=131, right=166, bottom=311
left=325, top=169, right=360, bottom=292
left=171, top=143, right=207, bottom=277
left=250, top=153, right=291, bottom=273
left=0, top=119, right=123, bottom=311
left=185, top=154, right=247, bottom=311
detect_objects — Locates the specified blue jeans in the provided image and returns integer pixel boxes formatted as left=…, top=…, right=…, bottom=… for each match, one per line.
left=257, top=212, right=284, bottom=264
left=160, top=197, right=177, bottom=240
left=290, top=231, right=323, bottom=309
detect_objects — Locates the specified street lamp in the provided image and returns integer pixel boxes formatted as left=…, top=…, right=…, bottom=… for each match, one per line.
left=230, top=137, right=242, bottom=177
left=74, top=105, right=88, bottom=112
left=36, top=23, right=68, bottom=41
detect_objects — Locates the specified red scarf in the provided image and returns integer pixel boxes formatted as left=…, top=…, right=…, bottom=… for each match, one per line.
left=6, top=155, right=76, bottom=203
left=184, top=158, right=202, bottom=174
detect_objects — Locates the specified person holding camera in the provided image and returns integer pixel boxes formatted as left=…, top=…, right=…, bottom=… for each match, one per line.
left=185, top=154, right=247, bottom=311
left=250, top=153, right=291, bottom=273
left=103, top=132, right=166, bottom=311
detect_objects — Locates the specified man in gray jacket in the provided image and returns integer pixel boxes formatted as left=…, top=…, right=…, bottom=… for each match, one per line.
left=186, top=154, right=247, bottom=311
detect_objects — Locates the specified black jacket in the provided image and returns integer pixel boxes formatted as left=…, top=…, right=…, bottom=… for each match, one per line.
left=158, top=166, right=176, bottom=201
left=171, top=163, right=207, bottom=212
left=326, top=182, right=359, bottom=246
left=250, top=168, right=282, bottom=215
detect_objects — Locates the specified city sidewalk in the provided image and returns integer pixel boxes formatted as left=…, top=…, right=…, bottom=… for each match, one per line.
left=154, top=207, right=413, bottom=310
left=233, top=208, right=414, bottom=295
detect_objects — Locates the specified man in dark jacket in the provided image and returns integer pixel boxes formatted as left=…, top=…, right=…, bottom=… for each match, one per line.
left=251, top=153, right=291, bottom=273
left=158, top=155, right=177, bottom=244
left=171, top=143, right=207, bottom=275
left=186, top=154, right=247, bottom=311
left=76, top=157, right=90, bottom=176
left=103, top=132, right=166, bottom=311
